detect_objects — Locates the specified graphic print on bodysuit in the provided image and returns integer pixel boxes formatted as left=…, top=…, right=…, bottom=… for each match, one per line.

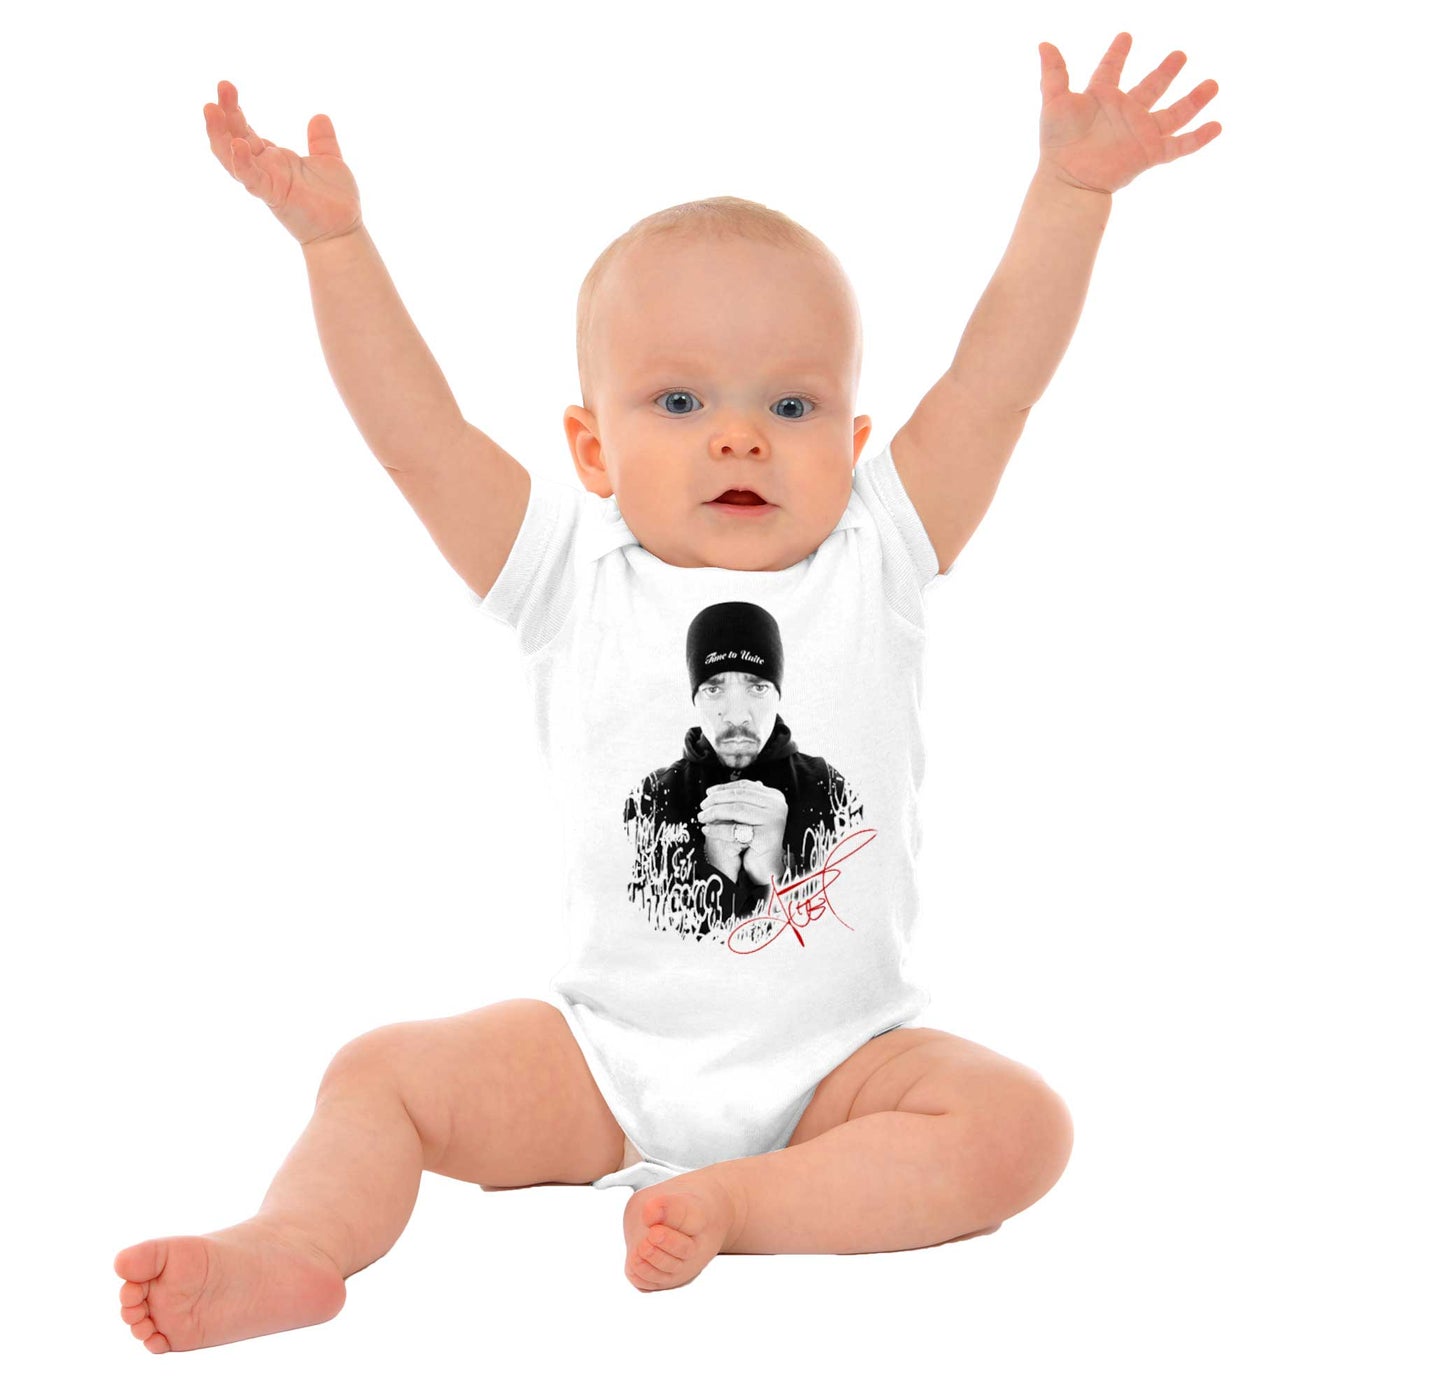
left=621, top=600, right=874, bottom=951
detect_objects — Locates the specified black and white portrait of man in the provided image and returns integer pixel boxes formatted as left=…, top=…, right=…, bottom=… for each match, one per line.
left=623, top=601, right=864, bottom=940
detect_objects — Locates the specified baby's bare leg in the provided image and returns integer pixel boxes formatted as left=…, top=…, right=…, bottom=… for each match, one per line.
left=621, top=1028, right=1072, bottom=1291
left=115, top=999, right=623, bottom=1352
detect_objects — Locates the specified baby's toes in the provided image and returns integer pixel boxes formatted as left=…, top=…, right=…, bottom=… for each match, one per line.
left=626, top=1221, right=706, bottom=1291
left=114, top=1239, right=166, bottom=1286
left=121, top=1306, right=168, bottom=1352
left=641, top=1222, right=693, bottom=1267
left=635, top=1246, right=685, bottom=1281
left=116, top=1258, right=169, bottom=1349
left=134, top=1317, right=169, bottom=1351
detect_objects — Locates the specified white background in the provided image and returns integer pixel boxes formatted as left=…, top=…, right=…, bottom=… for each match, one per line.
left=4, top=0, right=1440, bottom=1381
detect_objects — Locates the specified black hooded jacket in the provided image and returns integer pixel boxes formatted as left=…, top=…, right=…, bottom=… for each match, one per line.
left=622, top=716, right=863, bottom=938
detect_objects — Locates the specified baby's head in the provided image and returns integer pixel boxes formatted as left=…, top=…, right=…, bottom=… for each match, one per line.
left=564, top=197, right=872, bottom=571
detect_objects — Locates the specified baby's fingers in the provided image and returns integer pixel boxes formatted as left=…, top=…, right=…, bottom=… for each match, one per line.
left=307, top=112, right=342, bottom=161
left=203, top=81, right=273, bottom=173
left=203, top=103, right=249, bottom=177
left=226, top=138, right=282, bottom=208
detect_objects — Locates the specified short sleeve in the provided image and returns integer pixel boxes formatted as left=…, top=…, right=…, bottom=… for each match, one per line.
left=851, top=442, right=954, bottom=620
left=469, top=472, right=584, bottom=656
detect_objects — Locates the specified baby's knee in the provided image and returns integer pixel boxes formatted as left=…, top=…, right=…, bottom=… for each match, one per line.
left=314, top=1021, right=460, bottom=1167
left=316, top=1021, right=423, bottom=1098
left=1014, top=1079, right=1074, bottom=1203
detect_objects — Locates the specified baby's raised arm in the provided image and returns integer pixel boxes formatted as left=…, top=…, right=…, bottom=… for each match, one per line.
left=201, top=81, right=529, bottom=602
left=889, top=36, right=1220, bottom=577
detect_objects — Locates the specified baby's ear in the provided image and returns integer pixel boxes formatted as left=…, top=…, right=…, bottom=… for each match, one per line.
left=564, top=405, right=614, bottom=497
left=852, top=414, right=873, bottom=462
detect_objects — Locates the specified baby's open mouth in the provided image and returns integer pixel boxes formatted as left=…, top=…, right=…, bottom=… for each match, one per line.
left=711, top=489, right=767, bottom=506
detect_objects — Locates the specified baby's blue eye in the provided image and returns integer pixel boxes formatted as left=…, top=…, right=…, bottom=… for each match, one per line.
left=653, top=392, right=816, bottom=418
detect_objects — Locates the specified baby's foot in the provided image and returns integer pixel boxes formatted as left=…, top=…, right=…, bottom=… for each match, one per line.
left=621, top=1169, right=744, bottom=1292
left=114, top=1220, right=346, bottom=1353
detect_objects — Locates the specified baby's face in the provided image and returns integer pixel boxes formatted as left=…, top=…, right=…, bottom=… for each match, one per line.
left=565, top=235, right=872, bottom=570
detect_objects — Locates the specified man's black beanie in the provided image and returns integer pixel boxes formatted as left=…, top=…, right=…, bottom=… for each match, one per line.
left=686, top=601, right=784, bottom=700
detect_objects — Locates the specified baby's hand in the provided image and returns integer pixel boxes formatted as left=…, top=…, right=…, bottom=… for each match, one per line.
left=202, top=81, right=363, bottom=246
left=1036, top=33, right=1221, bottom=194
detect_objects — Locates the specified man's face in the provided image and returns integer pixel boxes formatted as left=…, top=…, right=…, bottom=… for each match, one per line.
left=693, top=671, right=780, bottom=769
left=565, top=234, right=872, bottom=571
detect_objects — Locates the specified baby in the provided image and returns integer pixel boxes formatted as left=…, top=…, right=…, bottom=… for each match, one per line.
left=116, top=32, right=1219, bottom=1351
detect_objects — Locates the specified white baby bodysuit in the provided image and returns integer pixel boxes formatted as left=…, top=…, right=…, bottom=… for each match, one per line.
left=470, top=442, right=954, bottom=1190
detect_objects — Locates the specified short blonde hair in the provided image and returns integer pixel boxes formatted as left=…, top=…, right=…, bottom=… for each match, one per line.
left=574, top=195, right=856, bottom=412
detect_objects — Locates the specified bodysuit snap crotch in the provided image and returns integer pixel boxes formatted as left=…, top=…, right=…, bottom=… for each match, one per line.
left=592, top=1132, right=693, bottom=1192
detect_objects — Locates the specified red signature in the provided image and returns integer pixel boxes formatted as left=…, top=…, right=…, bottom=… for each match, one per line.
left=726, top=828, right=878, bottom=955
